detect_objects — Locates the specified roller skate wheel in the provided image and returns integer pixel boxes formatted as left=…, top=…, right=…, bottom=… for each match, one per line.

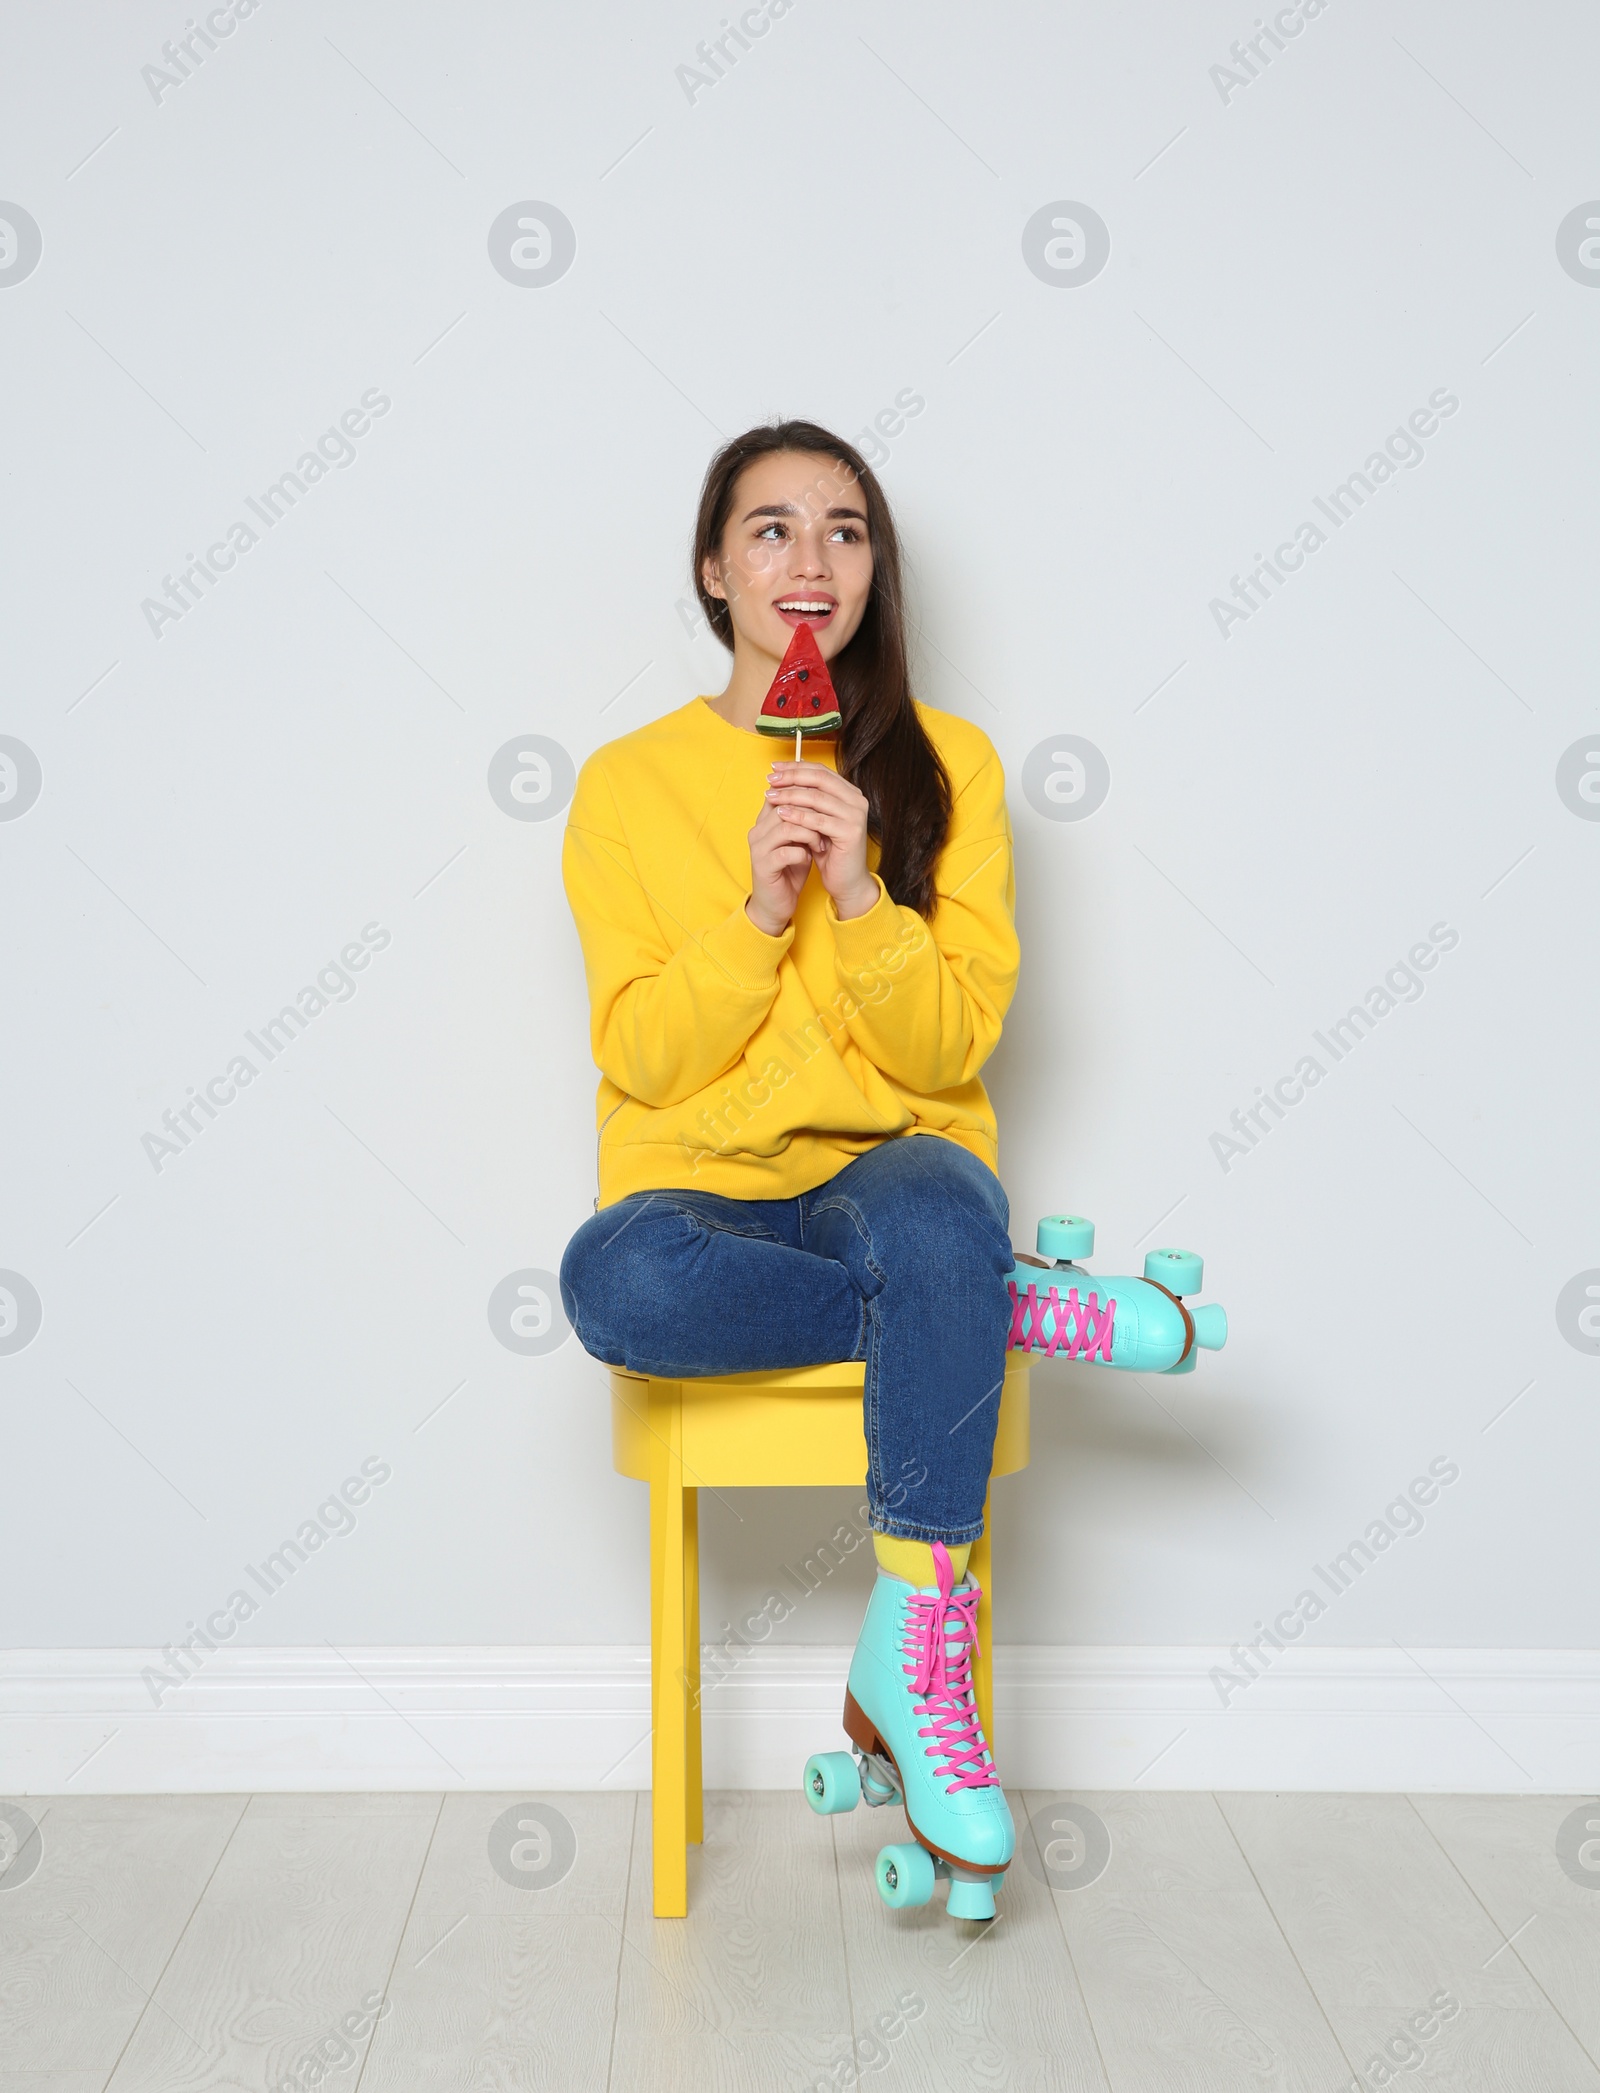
left=802, top=1751, right=861, bottom=1816
left=946, top=1875, right=998, bottom=1922
left=1145, top=1246, right=1203, bottom=1294
left=1037, top=1214, right=1095, bottom=1262
left=875, top=1841, right=936, bottom=1908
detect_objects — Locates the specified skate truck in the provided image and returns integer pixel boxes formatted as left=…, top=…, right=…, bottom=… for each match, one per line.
left=802, top=1213, right=1229, bottom=1925
left=1004, top=1212, right=1227, bottom=1374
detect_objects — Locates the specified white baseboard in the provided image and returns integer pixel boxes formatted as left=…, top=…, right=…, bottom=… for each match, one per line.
left=2, top=1645, right=1596, bottom=1796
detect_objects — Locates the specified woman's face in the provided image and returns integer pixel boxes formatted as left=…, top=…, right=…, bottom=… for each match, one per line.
left=702, top=449, right=874, bottom=662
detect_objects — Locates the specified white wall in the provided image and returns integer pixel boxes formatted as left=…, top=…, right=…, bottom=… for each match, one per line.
left=3, top=0, right=1597, bottom=1789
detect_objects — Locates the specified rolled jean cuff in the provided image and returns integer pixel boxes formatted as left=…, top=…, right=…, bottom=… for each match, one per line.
left=869, top=1512, right=987, bottom=1547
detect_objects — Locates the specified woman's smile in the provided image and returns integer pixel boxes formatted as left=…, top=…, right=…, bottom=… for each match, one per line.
left=773, top=593, right=838, bottom=630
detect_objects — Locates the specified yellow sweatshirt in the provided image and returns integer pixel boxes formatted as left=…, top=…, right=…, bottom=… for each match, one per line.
left=561, top=694, right=1019, bottom=1209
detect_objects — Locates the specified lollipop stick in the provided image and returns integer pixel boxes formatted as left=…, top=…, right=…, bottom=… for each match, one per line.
left=795, top=727, right=801, bottom=761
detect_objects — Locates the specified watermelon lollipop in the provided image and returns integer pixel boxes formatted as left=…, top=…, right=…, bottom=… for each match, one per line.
left=757, top=621, right=842, bottom=759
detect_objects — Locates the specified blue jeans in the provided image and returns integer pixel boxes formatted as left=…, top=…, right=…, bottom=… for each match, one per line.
left=559, top=1133, right=1015, bottom=1544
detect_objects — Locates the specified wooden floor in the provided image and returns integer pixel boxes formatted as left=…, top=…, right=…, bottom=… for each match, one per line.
left=3, top=1788, right=1598, bottom=2090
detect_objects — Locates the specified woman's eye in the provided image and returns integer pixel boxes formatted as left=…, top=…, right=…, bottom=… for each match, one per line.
left=755, top=522, right=787, bottom=541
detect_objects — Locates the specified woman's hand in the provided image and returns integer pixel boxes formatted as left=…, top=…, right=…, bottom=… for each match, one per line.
left=762, top=761, right=879, bottom=922
left=745, top=788, right=819, bottom=936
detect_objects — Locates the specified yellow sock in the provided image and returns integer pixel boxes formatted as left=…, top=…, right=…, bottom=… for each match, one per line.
left=873, top=1534, right=971, bottom=1588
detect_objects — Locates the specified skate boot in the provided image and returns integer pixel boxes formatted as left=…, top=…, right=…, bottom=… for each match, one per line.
left=1004, top=1214, right=1228, bottom=1374
left=802, top=1541, right=1014, bottom=1920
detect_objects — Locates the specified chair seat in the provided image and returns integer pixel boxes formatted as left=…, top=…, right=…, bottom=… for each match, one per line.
left=611, top=1353, right=1030, bottom=1489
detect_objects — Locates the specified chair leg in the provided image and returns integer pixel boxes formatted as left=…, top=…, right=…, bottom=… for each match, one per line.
left=649, top=1382, right=689, bottom=1917
left=969, top=1486, right=995, bottom=1754
left=683, top=1485, right=702, bottom=1845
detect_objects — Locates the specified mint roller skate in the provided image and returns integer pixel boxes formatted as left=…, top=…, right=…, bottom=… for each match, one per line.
left=802, top=1542, right=1013, bottom=1922
left=1004, top=1213, right=1228, bottom=1375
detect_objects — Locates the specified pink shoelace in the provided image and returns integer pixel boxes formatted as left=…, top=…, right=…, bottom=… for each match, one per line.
left=1006, top=1278, right=1116, bottom=1362
left=900, top=1541, right=999, bottom=1794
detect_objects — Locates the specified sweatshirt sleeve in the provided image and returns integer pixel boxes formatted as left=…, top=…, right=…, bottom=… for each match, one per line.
left=826, top=741, right=1018, bottom=1093
left=561, top=757, right=794, bottom=1109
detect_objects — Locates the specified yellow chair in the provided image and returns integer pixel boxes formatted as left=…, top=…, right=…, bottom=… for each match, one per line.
left=610, top=1354, right=1032, bottom=1917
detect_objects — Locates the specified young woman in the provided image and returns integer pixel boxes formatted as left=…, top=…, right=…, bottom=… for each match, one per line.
left=559, top=419, right=1021, bottom=1902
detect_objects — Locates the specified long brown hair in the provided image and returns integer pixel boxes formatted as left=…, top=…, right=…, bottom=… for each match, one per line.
left=691, top=420, right=952, bottom=918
